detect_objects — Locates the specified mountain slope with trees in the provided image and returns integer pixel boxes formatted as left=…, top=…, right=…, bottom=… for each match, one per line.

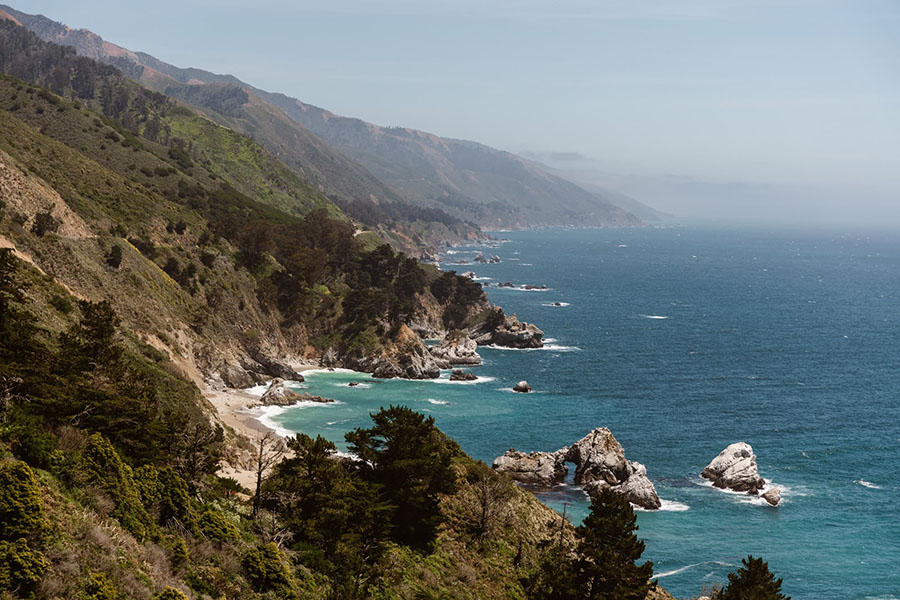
left=0, top=4, right=642, bottom=230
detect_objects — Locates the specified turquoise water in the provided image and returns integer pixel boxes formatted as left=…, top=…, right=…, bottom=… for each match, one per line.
left=266, top=226, right=900, bottom=600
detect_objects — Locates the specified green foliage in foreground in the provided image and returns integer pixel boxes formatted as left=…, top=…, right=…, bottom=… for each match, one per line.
left=713, top=556, right=790, bottom=600
left=529, top=488, right=654, bottom=600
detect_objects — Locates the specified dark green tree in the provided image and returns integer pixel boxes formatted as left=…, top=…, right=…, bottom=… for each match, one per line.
left=346, top=406, right=459, bottom=550
left=714, top=556, right=790, bottom=600
left=572, top=489, right=654, bottom=600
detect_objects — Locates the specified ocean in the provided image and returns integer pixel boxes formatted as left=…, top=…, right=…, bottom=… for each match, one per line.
left=261, top=226, right=900, bottom=600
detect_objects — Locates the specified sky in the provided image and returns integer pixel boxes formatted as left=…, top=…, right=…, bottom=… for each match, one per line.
left=13, top=0, right=900, bottom=219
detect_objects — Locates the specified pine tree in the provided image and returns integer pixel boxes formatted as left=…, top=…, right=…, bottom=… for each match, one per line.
left=715, top=555, right=790, bottom=600
left=571, top=488, right=654, bottom=600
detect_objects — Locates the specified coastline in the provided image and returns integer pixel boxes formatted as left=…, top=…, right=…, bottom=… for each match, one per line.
left=205, top=363, right=320, bottom=489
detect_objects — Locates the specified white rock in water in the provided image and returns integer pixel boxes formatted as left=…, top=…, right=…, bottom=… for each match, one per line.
left=762, top=486, right=781, bottom=506
left=512, top=380, right=531, bottom=393
left=701, top=442, right=766, bottom=494
left=565, top=427, right=628, bottom=485
left=492, top=448, right=568, bottom=485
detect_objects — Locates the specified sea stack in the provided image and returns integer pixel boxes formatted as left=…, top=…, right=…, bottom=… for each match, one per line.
left=701, top=442, right=767, bottom=494
left=493, top=427, right=662, bottom=510
left=513, top=380, right=532, bottom=393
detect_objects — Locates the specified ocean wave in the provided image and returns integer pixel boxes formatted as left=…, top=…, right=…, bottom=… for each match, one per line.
left=654, top=560, right=736, bottom=579
left=697, top=477, right=793, bottom=505
left=484, top=344, right=581, bottom=352
left=429, top=375, right=496, bottom=385
left=302, top=367, right=361, bottom=376
left=856, top=479, right=882, bottom=489
left=634, top=499, right=689, bottom=513
left=640, top=314, right=669, bottom=319
left=542, top=302, right=571, bottom=307
left=426, top=398, right=450, bottom=405
left=338, top=382, right=372, bottom=389
left=255, top=406, right=294, bottom=438
left=503, top=286, right=551, bottom=292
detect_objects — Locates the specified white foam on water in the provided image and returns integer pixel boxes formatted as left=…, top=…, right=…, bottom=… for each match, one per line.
left=617, top=244, right=629, bottom=247
left=541, top=302, right=571, bottom=307
left=429, top=375, right=497, bottom=385
left=633, top=499, right=689, bottom=513
left=484, top=344, right=580, bottom=352
left=302, top=367, right=361, bottom=376
left=255, top=406, right=294, bottom=438
left=659, top=499, right=690, bottom=511
left=244, top=383, right=270, bottom=397
left=426, top=398, right=450, bottom=405
left=654, top=563, right=702, bottom=578
left=338, top=382, right=372, bottom=389
left=697, top=477, right=792, bottom=505
left=521, top=263, right=533, bottom=266
left=856, top=479, right=882, bottom=489
left=640, top=314, right=669, bottom=319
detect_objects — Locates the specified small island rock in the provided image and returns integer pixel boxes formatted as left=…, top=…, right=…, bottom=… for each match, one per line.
left=701, top=442, right=766, bottom=494
left=513, top=380, right=531, bottom=393
left=450, top=369, right=478, bottom=381
left=258, top=378, right=302, bottom=406
left=762, top=486, right=781, bottom=507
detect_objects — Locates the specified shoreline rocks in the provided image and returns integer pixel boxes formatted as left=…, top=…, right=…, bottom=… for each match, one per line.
left=512, top=380, right=531, bottom=393
left=701, top=442, right=766, bottom=494
left=468, top=307, right=544, bottom=349
left=429, top=330, right=482, bottom=366
left=492, top=448, right=569, bottom=485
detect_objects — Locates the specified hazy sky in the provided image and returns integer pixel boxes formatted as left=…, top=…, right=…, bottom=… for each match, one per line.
left=15, top=0, right=900, bottom=193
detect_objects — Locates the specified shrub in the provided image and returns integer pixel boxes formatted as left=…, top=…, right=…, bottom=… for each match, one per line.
left=155, top=467, right=193, bottom=528
left=106, top=244, right=123, bottom=269
left=79, top=571, right=119, bottom=600
left=242, top=543, right=297, bottom=596
left=198, top=508, right=239, bottom=543
left=170, top=537, right=189, bottom=570
left=76, top=434, right=154, bottom=539
left=50, top=293, right=74, bottom=314
left=0, top=538, right=48, bottom=593
left=154, top=588, right=188, bottom=600
left=31, top=210, right=60, bottom=237
left=0, top=460, right=49, bottom=543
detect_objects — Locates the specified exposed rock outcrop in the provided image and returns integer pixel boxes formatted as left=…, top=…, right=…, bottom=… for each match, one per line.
left=493, top=427, right=662, bottom=510
left=250, top=379, right=334, bottom=408
left=492, top=448, right=569, bottom=485
left=762, top=486, right=781, bottom=507
left=512, top=380, right=531, bottom=393
left=701, top=442, right=766, bottom=494
left=468, top=307, right=543, bottom=349
left=450, top=369, right=477, bottom=381
left=429, top=330, right=482, bottom=365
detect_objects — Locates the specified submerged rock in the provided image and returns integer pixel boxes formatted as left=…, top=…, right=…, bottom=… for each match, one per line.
left=701, top=442, right=766, bottom=494
left=512, top=380, right=531, bottom=393
left=762, top=486, right=781, bottom=507
left=450, top=369, right=477, bottom=381
left=430, top=331, right=482, bottom=365
left=492, top=448, right=569, bottom=485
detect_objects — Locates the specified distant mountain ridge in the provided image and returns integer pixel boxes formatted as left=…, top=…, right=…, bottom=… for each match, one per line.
left=0, top=4, right=642, bottom=229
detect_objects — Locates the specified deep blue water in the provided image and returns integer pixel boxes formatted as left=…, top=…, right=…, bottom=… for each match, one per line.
left=267, top=226, right=900, bottom=600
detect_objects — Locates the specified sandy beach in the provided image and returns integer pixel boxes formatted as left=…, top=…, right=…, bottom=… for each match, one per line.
left=205, top=365, right=319, bottom=489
